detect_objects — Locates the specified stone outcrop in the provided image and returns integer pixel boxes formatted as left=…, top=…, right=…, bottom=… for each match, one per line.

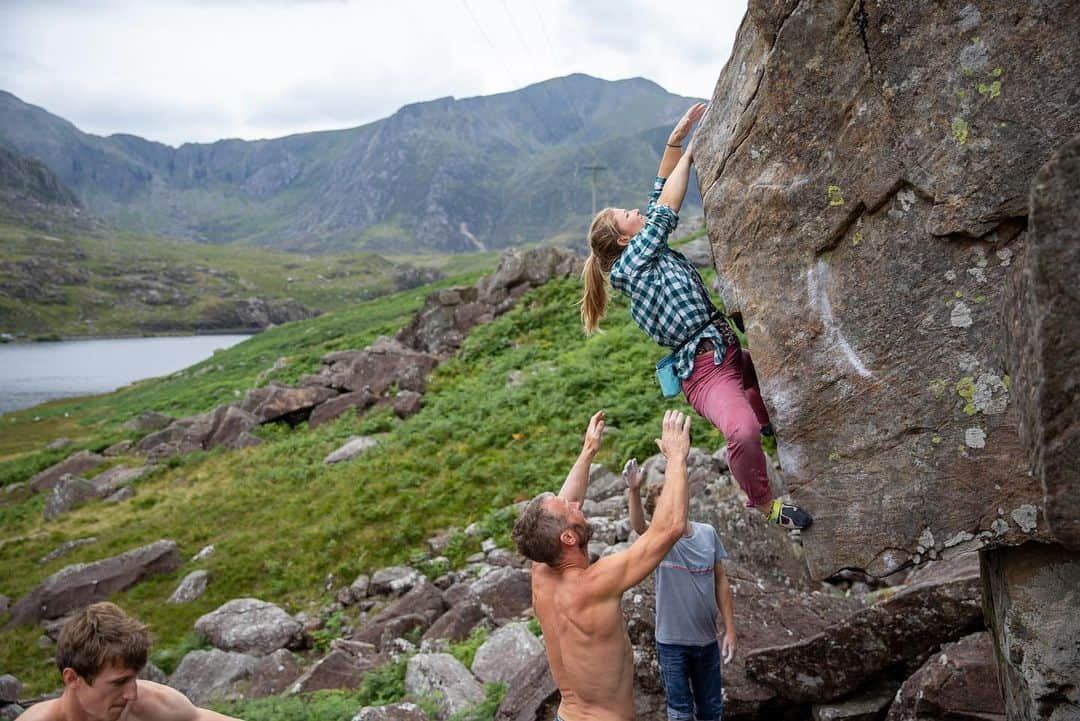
left=5, top=540, right=181, bottom=627
left=1006, top=136, right=1080, bottom=550
left=194, top=598, right=304, bottom=655
left=696, top=0, right=1079, bottom=580
left=885, top=632, right=1004, bottom=721
left=43, top=475, right=98, bottom=520
left=240, top=383, right=339, bottom=425
left=28, top=450, right=105, bottom=493
left=493, top=652, right=558, bottom=721
left=354, top=581, right=446, bottom=649
left=405, top=653, right=485, bottom=721
left=469, top=567, right=532, bottom=624
left=167, top=570, right=210, bottom=604
left=981, top=542, right=1080, bottom=721
left=168, top=649, right=257, bottom=705
left=470, top=622, right=544, bottom=685
left=290, top=639, right=382, bottom=693
left=136, top=404, right=261, bottom=459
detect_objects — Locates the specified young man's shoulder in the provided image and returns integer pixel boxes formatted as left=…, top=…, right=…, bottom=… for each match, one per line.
left=15, top=699, right=60, bottom=721
left=127, top=681, right=194, bottom=720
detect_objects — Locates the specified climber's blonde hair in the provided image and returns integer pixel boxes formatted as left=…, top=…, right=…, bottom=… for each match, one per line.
left=581, top=208, right=625, bottom=334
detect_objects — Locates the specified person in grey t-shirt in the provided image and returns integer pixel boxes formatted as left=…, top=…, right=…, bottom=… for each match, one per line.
left=626, top=459, right=736, bottom=721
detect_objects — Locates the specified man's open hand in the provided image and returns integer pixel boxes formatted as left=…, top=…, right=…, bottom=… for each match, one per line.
left=655, top=410, right=691, bottom=460
left=582, top=410, right=605, bottom=457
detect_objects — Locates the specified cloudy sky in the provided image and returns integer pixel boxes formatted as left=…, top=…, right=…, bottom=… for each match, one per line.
left=0, top=0, right=747, bottom=147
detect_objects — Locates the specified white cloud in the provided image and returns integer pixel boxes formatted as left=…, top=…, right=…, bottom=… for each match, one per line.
left=0, top=0, right=746, bottom=146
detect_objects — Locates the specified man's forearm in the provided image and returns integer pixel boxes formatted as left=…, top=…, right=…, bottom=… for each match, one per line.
left=649, top=457, right=688, bottom=535
left=558, top=448, right=594, bottom=503
left=716, top=572, right=735, bottom=635
left=627, top=487, right=648, bottom=535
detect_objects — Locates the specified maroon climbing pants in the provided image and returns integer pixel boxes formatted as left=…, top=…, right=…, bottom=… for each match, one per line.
left=682, top=343, right=773, bottom=508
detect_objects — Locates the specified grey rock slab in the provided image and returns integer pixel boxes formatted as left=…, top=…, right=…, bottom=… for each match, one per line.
left=421, top=599, right=487, bottom=645
left=812, top=679, right=899, bottom=721
left=122, top=411, right=174, bottom=433
left=137, top=661, right=168, bottom=684
left=43, top=475, right=97, bottom=520
left=324, top=436, right=380, bottom=465
left=194, top=598, right=303, bottom=655
left=354, top=581, right=447, bottom=650
left=102, top=486, right=134, bottom=504
left=494, top=652, right=558, bottom=721
left=885, top=632, right=1004, bottom=721
left=405, top=653, right=485, bottom=721
left=352, top=702, right=429, bottom=721
left=471, top=622, right=544, bottom=685
left=28, top=450, right=106, bottom=493
left=290, top=640, right=381, bottom=693
left=168, top=648, right=257, bottom=706
left=6, top=540, right=181, bottom=627
left=167, top=570, right=210, bottom=604
left=246, top=648, right=302, bottom=698
left=469, top=567, right=532, bottom=623
left=369, top=565, right=423, bottom=596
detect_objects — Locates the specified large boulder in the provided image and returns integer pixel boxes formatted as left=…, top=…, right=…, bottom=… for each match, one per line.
left=5, top=540, right=181, bottom=627
left=167, top=570, right=210, bottom=604
left=354, top=581, right=447, bottom=649
left=309, top=390, right=377, bottom=429
left=745, top=566, right=984, bottom=703
left=317, top=338, right=437, bottom=396
left=0, top=675, right=21, bottom=704
left=43, top=475, right=98, bottom=520
left=1006, top=136, right=1080, bottom=550
left=168, top=649, right=257, bottom=705
left=405, top=653, right=485, bottom=721
left=122, top=410, right=174, bottom=433
left=394, top=286, right=494, bottom=358
left=88, top=465, right=149, bottom=496
left=474, top=248, right=583, bottom=310
left=886, top=632, right=1004, bottom=721
left=246, top=649, right=303, bottom=698
left=493, top=652, right=558, bottom=721
left=240, top=382, right=339, bottom=425
left=194, top=598, right=303, bottom=656
left=28, top=450, right=105, bottom=493
left=290, top=640, right=382, bottom=693
left=469, top=567, right=532, bottom=623
left=369, top=566, right=424, bottom=597
left=695, top=0, right=1078, bottom=580
left=135, top=405, right=260, bottom=459
left=421, top=599, right=487, bottom=645
left=981, top=542, right=1080, bottom=721
left=470, top=622, right=544, bottom=685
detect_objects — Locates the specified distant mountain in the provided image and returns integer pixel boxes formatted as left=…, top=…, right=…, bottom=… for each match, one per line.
left=0, top=76, right=703, bottom=253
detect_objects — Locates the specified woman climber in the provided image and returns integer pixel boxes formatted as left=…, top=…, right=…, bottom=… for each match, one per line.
left=579, top=102, right=812, bottom=530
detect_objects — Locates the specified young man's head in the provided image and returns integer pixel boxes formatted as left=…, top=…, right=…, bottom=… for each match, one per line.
left=512, top=492, right=592, bottom=566
left=55, top=602, right=150, bottom=721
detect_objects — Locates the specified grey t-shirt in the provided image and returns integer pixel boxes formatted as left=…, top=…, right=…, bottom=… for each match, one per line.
left=654, top=521, right=728, bottom=645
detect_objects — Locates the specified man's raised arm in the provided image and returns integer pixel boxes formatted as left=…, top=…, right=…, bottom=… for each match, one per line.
left=558, top=410, right=605, bottom=504
left=590, top=410, right=690, bottom=595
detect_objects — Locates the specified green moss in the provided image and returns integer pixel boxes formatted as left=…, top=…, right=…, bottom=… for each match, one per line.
left=992, top=67, right=1003, bottom=77
left=852, top=231, right=863, bottom=247
left=1002, top=374, right=1012, bottom=391
left=828, top=449, right=841, bottom=462
left=989, top=80, right=1002, bottom=99
left=955, top=376, right=978, bottom=416
left=827, top=185, right=844, bottom=207
left=951, top=117, right=969, bottom=145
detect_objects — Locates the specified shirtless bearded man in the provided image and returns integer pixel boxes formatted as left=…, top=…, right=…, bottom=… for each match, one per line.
left=16, top=602, right=240, bottom=721
left=512, top=409, right=691, bottom=721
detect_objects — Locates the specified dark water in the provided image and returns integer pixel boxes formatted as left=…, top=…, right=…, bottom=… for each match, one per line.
left=0, top=335, right=251, bottom=415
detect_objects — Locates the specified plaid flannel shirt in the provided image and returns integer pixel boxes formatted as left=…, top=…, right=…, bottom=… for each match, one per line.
left=609, top=176, right=728, bottom=380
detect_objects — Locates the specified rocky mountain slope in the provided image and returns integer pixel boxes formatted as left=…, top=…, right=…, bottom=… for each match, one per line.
left=0, top=75, right=702, bottom=253
left=695, top=1, right=1079, bottom=717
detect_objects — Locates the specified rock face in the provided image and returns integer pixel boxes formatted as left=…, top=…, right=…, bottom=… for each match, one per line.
left=745, top=569, right=983, bottom=703
left=168, top=649, right=257, bottom=705
left=696, top=0, right=1079, bottom=580
left=1006, top=136, right=1080, bottom=550
left=5, top=540, right=181, bottom=626
left=471, top=622, right=544, bottom=685
left=290, top=640, right=381, bottom=693
left=885, top=632, right=1004, bottom=721
left=981, top=542, right=1080, bottom=721
left=194, top=598, right=303, bottom=655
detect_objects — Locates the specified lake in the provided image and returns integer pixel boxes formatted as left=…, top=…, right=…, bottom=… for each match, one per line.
left=0, top=334, right=252, bottom=415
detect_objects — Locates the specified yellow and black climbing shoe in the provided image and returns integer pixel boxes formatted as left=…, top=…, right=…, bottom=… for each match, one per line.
left=768, top=500, right=812, bottom=530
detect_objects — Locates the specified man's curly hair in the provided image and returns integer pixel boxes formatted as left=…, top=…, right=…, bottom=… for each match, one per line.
left=512, top=492, right=567, bottom=565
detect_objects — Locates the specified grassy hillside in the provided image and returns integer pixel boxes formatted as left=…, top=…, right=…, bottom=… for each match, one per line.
left=0, top=218, right=499, bottom=337
left=0, top=248, right=728, bottom=700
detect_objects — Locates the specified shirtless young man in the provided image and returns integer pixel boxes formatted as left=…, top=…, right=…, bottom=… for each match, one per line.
left=512, top=409, right=691, bottom=721
left=17, top=602, right=240, bottom=721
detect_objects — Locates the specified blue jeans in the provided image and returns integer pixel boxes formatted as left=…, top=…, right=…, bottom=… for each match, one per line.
left=656, top=641, right=724, bottom=721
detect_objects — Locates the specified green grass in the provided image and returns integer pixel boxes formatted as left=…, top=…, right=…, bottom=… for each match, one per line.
left=0, top=272, right=727, bottom=694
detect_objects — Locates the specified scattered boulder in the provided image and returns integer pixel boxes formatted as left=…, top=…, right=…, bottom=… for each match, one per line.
left=241, top=383, right=339, bottom=425
left=122, top=411, right=174, bottom=433
left=493, top=652, right=558, bottom=721
left=136, top=405, right=260, bottom=459
left=102, top=439, right=134, bottom=457
left=324, top=436, right=381, bottom=465
left=585, top=463, right=625, bottom=502
left=290, top=639, right=381, bottom=693
left=194, top=598, right=304, bottom=655
left=28, top=450, right=106, bottom=493
left=309, top=390, right=376, bottom=429
left=43, top=475, right=98, bottom=520
left=405, top=653, right=485, bottom=721
left=167, top=570, right=210, bottom=604
left=745, top=568, right=984, bottom=703
left=469, top=567, right=532, bottom=623
left=886, top=632, right=1004, bottom=721
left=421, top=599, right=487, bottom=645
left=0, top=675, right=21, bottom=704
left=354, top=581, right=447, bottom=649
left=246, top=649, right=302, bottom=698
left=103, top=486, right=134, bottom=504
left=812, top=679, right=899, bottom=721
left=352, top=702, right=429, bottom=721
left=89, top=465, right=148, bottom=496
left=6, top=540, right=181, bottom=627
left=370, top=566, right=424, bottom=597
left=137, top=661, right=168, bottom=684
left=393, top=390, right=423, bottom=419
left=45, top=437, right=71, bottom=451
left=471, top=622, right=544, bottom=685
left=474, top=248, right=583, bottom=311
left=318, top=338, right=437, bottom=396
left=168, top=649, right=257, bottom=705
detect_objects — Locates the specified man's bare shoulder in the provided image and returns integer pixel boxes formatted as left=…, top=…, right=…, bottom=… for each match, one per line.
left=15, top=698, right=60, bottom=721
left=127, top=681, right=195, bottom=721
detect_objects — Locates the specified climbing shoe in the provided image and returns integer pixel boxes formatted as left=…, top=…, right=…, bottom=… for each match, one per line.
left=767, top=500, right=813, bottom=529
